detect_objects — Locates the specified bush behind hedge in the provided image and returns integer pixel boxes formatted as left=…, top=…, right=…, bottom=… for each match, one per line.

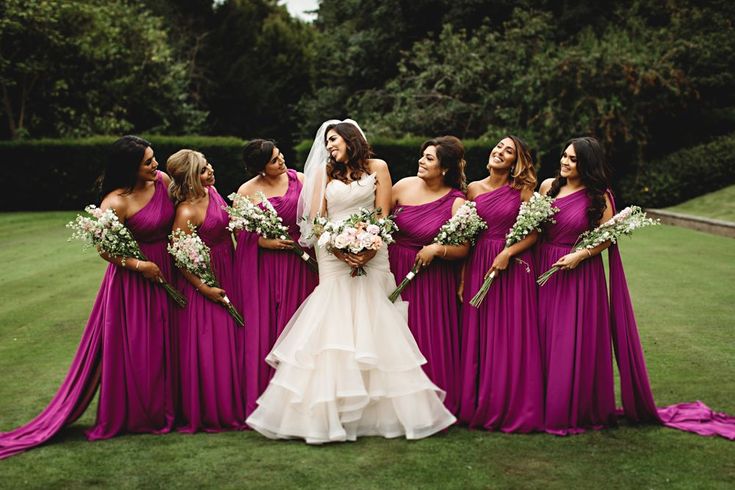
left=619, top=132, right=735, bottom=208
left=0, top=136, right=246, bottom=210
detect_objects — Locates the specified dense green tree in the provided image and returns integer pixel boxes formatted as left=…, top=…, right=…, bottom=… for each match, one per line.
left=0, top=0, right=205, bottom=139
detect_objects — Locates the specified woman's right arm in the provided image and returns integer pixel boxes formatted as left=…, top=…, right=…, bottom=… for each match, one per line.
left=98, top=192, right=162, bottom=281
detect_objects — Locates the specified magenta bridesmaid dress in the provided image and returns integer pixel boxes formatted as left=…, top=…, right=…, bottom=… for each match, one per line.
left=235, top=169, right=318, bottom=418
left=458, top=185, right=544, bottom=432
left=388, top=188, right=464, bottom=413
left=175, top=186, right=245, bottom=433
left=537, top=188, right=735, bottom=438
left=0, top=171, right=177, bottom=459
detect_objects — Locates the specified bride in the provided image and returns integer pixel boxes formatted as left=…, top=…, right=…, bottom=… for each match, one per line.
left=246, top=119, right=456, bottom=443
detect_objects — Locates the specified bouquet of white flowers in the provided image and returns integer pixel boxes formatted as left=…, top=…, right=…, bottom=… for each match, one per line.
left=388, top=201, right=487, bottom=303
left=224, top=192, right=318, bottom=272
left=168, top=225, right=245, bottom=326
left=67, top=205, right=187, bottom=307
left=536, top=205, right=659, bottom=286
left=310, top=208, right=398, bottom=277
left=469, top=193, right=558, bottom=307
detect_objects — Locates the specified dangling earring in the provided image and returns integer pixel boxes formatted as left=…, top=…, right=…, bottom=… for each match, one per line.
left=509, top=166, right=515, bottom=178
left=442, top=170, right=447, bottom=176
left=259, top=171, right=266, bottom=177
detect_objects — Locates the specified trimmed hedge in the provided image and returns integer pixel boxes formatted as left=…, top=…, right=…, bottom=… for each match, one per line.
left=0, top=136, right=247, bottom=210
left=295, top=136, right=496, bottom=184
left=619, top=132, right=735, bottom=208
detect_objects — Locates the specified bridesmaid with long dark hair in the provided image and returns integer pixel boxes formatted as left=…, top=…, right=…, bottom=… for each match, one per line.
left=458, top=135, right=544, bottom=432
left=538, top=136, right=735, bottom=438
left=388, top=136, right=468, bottom=414
left=0, top=136, right=177, bottom=459
left=537, top=137, right=616, bottom=434
left=168, top=150, right=245, bottom=433
left=234, top=139, right=318, bottom=418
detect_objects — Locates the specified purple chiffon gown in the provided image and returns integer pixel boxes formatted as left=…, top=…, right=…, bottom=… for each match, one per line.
left=235, top=169, right=318, bottom=418
left=388, top=188, right=464, bottom=414
left=176, top=186, right=245, bottom=433
left=458, top=185, right=544, bottom=432
left=537, top=188, right=735, bottom=439
left=0, top=171, right=177, bottom=459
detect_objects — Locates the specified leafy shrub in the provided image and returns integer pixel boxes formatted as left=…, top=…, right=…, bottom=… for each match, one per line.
left=0, top=136, right=246, bottom=210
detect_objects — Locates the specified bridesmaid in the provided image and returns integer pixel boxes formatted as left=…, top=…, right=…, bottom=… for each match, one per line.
left=389, top=136, right=468, bottom=414
left=167, top=149, right=245, bottom=433
left=537, top=137, right=617, bottom=434
left=538, top=137, right=735, bottom=438
left=458, top=135, right=544, bottom=432
left=0, top=136, right=177, bottom=459
left=234, top=139, right=318, bottom=418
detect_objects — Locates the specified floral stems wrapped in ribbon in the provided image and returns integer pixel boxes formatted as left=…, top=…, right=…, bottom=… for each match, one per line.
left=168, top=225, right=245, bottom=326
left=389, top=201, right=487, bottom=303
left=310, top=207, right=398, bottom=277
left=225, top=192, right=318, bottom=273
left=536, top=205, right=660, bottom=286
left=469, top=193, right=558, bottom=307
left=67, top=205, right=187, bottom=307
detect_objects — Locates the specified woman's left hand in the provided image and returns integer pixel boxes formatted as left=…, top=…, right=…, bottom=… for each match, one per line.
left=552, top=250, right=587, bottom=270
left=414, top=244, right=440, bottom=269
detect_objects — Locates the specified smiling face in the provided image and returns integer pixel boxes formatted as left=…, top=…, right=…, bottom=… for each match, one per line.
left=559, top=143, right=579, bottom=180
left=263, top=146, right=287, bottom=177
left=417, top=145, right=443, bottom=181
left=326, top=129, right=349, bottom=163
left=136, top=147, right=158, bottom=183
left=487, top=137, right=517, bottom=172
left=199, top=161, right=215, bottom=187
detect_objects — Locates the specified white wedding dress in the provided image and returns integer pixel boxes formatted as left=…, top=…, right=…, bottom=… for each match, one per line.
left=246, top=172, right=456, bottom=443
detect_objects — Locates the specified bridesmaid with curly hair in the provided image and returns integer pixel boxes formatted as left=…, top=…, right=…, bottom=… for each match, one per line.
left=458, top=135, right=544, bottom=432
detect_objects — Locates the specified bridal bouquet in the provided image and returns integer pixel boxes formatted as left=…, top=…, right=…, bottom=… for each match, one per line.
left=168, top=225, right=245, bottom=326
left=225, top=192, right=318, bottom=272
left=388, top=201, right=486, bottom=303
left=469, top=193, right=558, bottom=307
left=67, top=205, right=187, bottom=307
left=311, top=208, right=398, bottom=277
left=536, top=205, right=659, bottom=286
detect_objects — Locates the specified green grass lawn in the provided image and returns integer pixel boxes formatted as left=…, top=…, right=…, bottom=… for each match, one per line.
left=664, top=185, right=735, bottom=222
left=1, top=212, right=734, bottom=489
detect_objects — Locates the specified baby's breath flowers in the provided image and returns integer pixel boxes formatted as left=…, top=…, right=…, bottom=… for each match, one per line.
left=536, top=206, right=659, bottom=286
left=470, top=193, right=558, bottom=307
left=168, top=225, right=245, bottom=326
left=67, top=205, right=186, bottom=307
left=389, top=201, right=487, bottom=303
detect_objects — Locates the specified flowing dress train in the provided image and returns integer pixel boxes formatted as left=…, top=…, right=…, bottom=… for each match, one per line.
left=0, top=171, right=177, bottom=459
left=246, top=173, right=456, bottom=443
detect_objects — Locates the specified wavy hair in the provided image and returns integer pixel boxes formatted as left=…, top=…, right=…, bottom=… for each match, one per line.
left=167, top=149, right=209, bottom=205
left=505, top=135, right=537, bottom=192
left=324, top=122, right=373, bottom=183
left=548, top=136, right=611, bottom=229
left=422, top=136, right=467, bottom=191
left=97, top=135, right=151, bottom=201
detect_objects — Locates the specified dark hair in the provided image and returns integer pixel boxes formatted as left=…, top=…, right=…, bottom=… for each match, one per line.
left=548, top=136, right=611, bottom=229
left=504, top=135, right=537, bottom=191
left=421, top=136, right=467, bottom=191
left=98, top=135, right=151, bottom=201
left=242, top=139, right=277, bottom=176
left=325, top=122, right=373, bottom=182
